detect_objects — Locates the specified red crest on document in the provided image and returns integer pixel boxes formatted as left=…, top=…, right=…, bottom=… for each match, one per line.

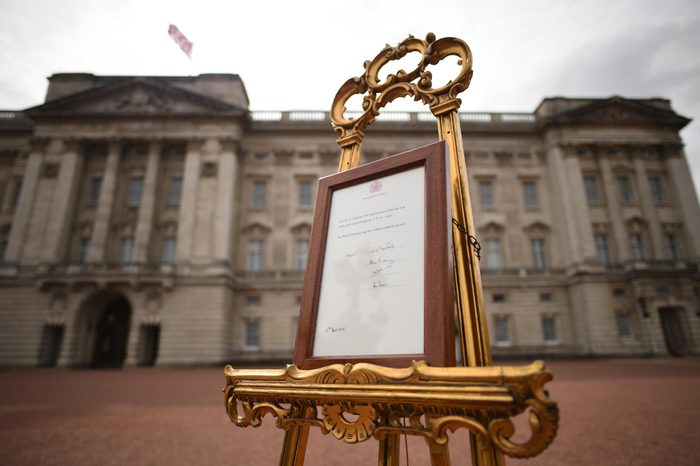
left=370, top=180, right=382, bottom=193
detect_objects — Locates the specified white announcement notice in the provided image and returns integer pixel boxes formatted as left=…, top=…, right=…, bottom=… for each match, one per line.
left=312, top=166, right=425, bottom=357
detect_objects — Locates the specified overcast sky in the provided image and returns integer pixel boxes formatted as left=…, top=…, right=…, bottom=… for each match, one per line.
left=1, top=0, right=699, bottom=192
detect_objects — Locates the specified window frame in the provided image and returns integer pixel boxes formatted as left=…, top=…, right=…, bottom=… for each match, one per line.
left=244, top=320, right=261, bottom=350
left=616, top=176, right=634, bottom=203
left=160, top=237, right=176, bottom=263
left=251, top=180, right=267, bottom=209
left=168, top=177, right=183, bottom=206
left=522, top=180, right=539, bottom=209
left=478, top=179, right=494, bottom=209
left=531, top=238, right=547, bottom=269
left=493, top=315, right=511, bottom=347
left=298, top=180, right=313, bottom=209
left=246, top=239, right=265, bottom=272
left=119, top=237, right=134, bottom=264
left=128, top=177, right=144, bottom=207
left=541, top=315, right=558, bottom=345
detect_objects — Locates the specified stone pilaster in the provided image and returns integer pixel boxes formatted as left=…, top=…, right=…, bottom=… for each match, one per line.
left=565, top=152, right=596, bottom=262
left=546, top=145, right=594, bottom=266
left=88, top=141, right=120, bottom=263
left=213, top=140, right=237, bottom=263
left=633, top=156, right=663, bottom=258
left=599, top=155, right=628, bottom=261
left=42, top=141, right=84, bottom=263
left=665, top=147, right=700, bottom=258
left=4, top=141, right=45, bottom=262
left=133, top=141, right=161, bottom=263
left=175, top=140, right=202, bottom=262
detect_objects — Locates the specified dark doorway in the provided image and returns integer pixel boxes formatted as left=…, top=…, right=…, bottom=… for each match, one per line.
left=38, top=325, right=64, bottom=367
left=658, top=307, right=692, bottom=356
left=139, top=325, right=160, bottom=366
left=92, top=297, right=131, bottom=368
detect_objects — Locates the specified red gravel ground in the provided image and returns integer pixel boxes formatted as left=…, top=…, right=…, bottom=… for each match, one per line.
left=1, top=359, right=699, bottom=465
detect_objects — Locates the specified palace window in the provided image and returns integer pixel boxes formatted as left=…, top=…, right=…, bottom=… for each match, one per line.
left=493, top=316, right=511, bottom=346
left=493, top=293, right=506, bottom=303
left=78, top=238, right=90, bottom=263
left=298, top=181, right=313, bottom=209
left=247, top=239, right=265, bottom=271
left=664, top=233, right=679, bottom=260
left=244, top=320, right=260, bottom=348
left=252, top=181, right=267, bottom=208
left=613, top=288, right=626, bottom=298
left=522, top=181, right=538, bottom=208
left=540, top=292, right=553, bottom=303
left=479, top=180, right=493, bottom=208
left=542, top=316, right=558, bottom=344
left=583, top=176, right=599, bottom=204
left=128, top=177, right=144, bottom=206
left=648, top=176, right=665, bottom=203
left=617, top=177, right=633, bottom=203
left=161, top=237, right=176, bottom=263
left=531, top=238, right=547, bottom=269
left=595, top=234, right=611, bottom=264
left=246, top=296, right=261, bottom=307
left=616, top=312, right=634, bottom=340
left=630, top=234, right=646, bottom=260
left=0, top=239, right=6, bottom=262
left=168, top=178, right=182, bottom=205
left=120, top=237, right=134, bottom=263
left=484, top=239, right=503, bottom=269
left=89, top=177, right=102, bottom=204
left=296, top=239, right=309, bottom=271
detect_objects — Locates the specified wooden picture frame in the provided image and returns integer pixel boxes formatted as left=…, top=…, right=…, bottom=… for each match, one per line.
left=294, top=141, right=455, bottom=369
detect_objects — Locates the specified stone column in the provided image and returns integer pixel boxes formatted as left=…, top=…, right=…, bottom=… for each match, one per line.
left=599, top=155, right=628, bottom=261
left=4, top=141, right=45, bottom=262
left=88, top=141, right=120, bottom=263
left=546, top=144, right=594, bottom=266
left=665, top=147, right=700, bottom=258
left=213, top=140, right=237, bottom=263
left=633, top=155, right=663, bottom=258
left=175, top=140, right=202, bottom=262
left=42, top=140, right=84, bottom=263
left=133, top=141, right=161, bottom=263
left=565, top=153, right=596, bottom=262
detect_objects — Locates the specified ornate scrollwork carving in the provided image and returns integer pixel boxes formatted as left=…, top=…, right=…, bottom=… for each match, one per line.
left=323, top=403, right=377, bottom=443
left=224, top=360, right=558, bottom=458
left=330, top=32, right=473, bottom=147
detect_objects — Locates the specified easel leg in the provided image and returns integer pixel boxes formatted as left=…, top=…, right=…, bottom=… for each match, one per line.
left=428, top=441, right=451, bottom=466
left=378, top=433, right=400, bottom=466
left=279, top=425, right=310, bottom=466
left=469, top=433, right=504, bottom=466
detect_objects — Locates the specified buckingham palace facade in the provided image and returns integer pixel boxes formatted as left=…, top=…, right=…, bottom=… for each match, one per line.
left=0, top=73, right=699, bottom=367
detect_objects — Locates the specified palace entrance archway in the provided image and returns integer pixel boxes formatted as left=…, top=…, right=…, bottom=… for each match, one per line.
left=78, top=291, right=132, bottom=368
left=658, top=307, right=692, bottom=356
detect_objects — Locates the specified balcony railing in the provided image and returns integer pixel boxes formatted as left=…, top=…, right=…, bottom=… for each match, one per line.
left=250, top=110, right=536, bottom=124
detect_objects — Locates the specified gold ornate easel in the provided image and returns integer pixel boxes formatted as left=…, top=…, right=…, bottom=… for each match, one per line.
left=224, top=33, right=558, bottom=466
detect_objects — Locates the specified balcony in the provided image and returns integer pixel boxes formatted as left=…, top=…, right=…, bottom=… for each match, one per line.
left=249, top=110, right=537, bottom=132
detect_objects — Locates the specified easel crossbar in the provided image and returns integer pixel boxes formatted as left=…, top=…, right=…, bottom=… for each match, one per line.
left=224, top=360, right=558, bottom=459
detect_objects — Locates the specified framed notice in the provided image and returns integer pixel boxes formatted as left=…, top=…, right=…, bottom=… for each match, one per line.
left=294, top=141, right=455, bottom=369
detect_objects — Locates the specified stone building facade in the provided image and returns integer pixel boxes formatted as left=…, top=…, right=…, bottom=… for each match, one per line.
left=0, top=73, right=699, bottom=367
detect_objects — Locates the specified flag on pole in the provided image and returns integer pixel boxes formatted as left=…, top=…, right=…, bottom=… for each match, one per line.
left=168, top=24, right=193, bottom=59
